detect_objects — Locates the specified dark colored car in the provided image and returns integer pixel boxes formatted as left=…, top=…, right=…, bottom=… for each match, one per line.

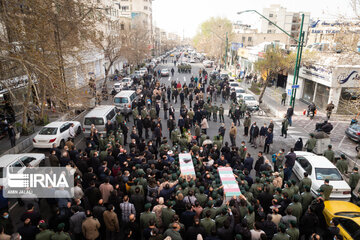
left=345, top=124, right=360, bottom=142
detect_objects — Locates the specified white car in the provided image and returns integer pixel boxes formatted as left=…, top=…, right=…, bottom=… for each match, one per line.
left=240, top=94, right=259, bottom=109
left=114, top=83, right=122, bottom=92
left=229, top=82, right=241, bottom=88
left=139, top=67, right=148, bottom=74
left=161, top=69, right=170, bottom=77
left=33, top=121, right=82, bottom=148
left=121, top=78, right=133, bottom=88
left=0, top=153, right=45, bottom=186
left=232, top=87, right=245, bottom=98
left=190, top=59, right=196, bottom=63
left=293, top=151, right=351, bottom=200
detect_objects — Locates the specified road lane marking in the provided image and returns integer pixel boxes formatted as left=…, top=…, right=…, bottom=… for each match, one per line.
left=168, top=76, right=171, bottom=81
left=304, top=119, right=313, bottom=129
left=332, top=122, right=339, bottom=132
left=338, top=135, right=345, bottom=149
left=184, top=77, right=186, bottom=82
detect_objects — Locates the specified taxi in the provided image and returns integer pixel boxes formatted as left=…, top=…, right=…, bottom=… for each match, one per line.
left=323, top=200, right=360, bottom=239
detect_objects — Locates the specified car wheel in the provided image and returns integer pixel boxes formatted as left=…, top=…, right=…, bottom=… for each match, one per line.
left=76, top=126, right=82, bottom=135
left=60, top=140, right=65, bottom=149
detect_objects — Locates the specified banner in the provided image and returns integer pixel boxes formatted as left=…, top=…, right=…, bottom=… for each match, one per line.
left=218, top=167, right=241, bottom=200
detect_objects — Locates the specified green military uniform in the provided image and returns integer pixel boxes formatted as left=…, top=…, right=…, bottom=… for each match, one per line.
left=291, top=184, right=299, bottom=195
left=239, top=145, right=247, bottom=161
left=240, top=102, right=247, bottom=113
left=273, top=232, right=290, bottom=240
left=244, top=191, right=254, bottom=203
left=336, top=158, right=348, bottom=174
left=36, top=230, right=55, bottom=240
left=195, top=125, right=201, bottom=138
left=115, top=131, right=124, bottom=146
left=132, top=108, right=139, bottom=120
left=305, top=138, right=317, bottom=152
left=171, top=129, right=181, bottom=145
left=99, top=150, right=108, bottom=161
left=215, top=214, right=228, bottom=229
left=319, top=184, right=333, bottom=200
left=238, top=206, right=248, bottom=219
left=140, top=211, right=157, bottom=230
left=98, top=137, right=106, bottom=151
left=191, top=145, right=200, bottom=154
left=200, top=133, right=207, bottom=146
left=219, top=106, right=224, bottom=123
left=164, top=229, right=182, bottom=240
left=287, top=202, right=302, bottom=223
left=286, top=228, right=299, bottom=240
left=200, top=218, right=216, bottom=236
left=282, top=187, right=293, bottom=200
left=150, top=107, right=157, bottom=120
left=202, top=207, right=217, bottom=219
left=178, top=137, right=188, bottom=151
left=349, top=171, right=360, bottom=190
left=250, top=183, right=263, bottom=198
left=244, top=116, right=251, bottom=128
left=141, top=109, right=148, bottom=119
left=298, top=177, right=312, bottom=193
left=187, top=110, right=194, bottom=121
left=300, top=192, right=313, bottom=212
left=116, top=113, right=123, bottom=125
left=273, top=193, right=282, bottom=202
left=324, top=149, right=335, bottom=162
left=212, top=105, right=218, bottom=122
left=245, top=212, right=255, bottom=229
left=281, top=118, right=289, bottom=136
left=51, top=232, right=71, bottom=240
left=161, top=207, right=176, bottom=229
left=195, top=193, right=208, bottom=207
left=213, top=136, right=222, bottom=149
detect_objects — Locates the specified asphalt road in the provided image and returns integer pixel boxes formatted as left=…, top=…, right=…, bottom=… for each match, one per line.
left=9, top=52, right=357, bottom=230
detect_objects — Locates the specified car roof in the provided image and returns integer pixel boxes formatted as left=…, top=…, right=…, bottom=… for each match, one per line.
left=242, top=93, right=255, bottom=97
left=122, top=77, right=131, bottom=80
left=44, top=121, right=70, bottom=128
left=161, top=69, right=169, bottom=71
left=295, top=151, right=336, bottom=168
left=114, top=90, right=136, bottom=98
left=85, top=105, right=116, bottom=118
left=114, top=83, right=121, bottom=86
left=324, top=201, right=360, bottom=223
left=0, top=154, right=45, bottom=167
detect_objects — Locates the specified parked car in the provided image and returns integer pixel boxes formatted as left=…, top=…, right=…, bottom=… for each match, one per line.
left=121, top=77, right=133, bottom=88
left=293, top=151, right=351, bottom=200
left=232, top=87, right=246, bottom=98
left=33, top=121, right=82, bottom=149
left=323, top=201, right=360, bottom=239
left=229, top=82, right=241, bottom=88
left=203, top=60, right=214, bottom=68
left=239, top=94, right=259, bottom=110
left=220, top=73, right=229, bottom=81
left=345, top=123, right=360, bottom=142
left=0, top=153, right=45, bottom=186
left=161, top=69, right=170, bottom=77
left=113, top=83, right=122, bottom=93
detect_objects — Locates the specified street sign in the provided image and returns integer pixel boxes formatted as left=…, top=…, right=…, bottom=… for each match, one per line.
left=287, top=89, right=292, bottom=96
left=291, top=85, right=299, bottom=89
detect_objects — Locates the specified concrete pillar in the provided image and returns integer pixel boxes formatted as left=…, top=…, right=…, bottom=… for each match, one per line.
left=312, top=83, right=318, bottom=102
left=329, top=87, right=341, bottom=113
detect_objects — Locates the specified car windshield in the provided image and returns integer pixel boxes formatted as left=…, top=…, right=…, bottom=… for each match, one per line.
left=122, top=79, right=129, bottom=83
left=230, top=83, right=239, bottom=86
left=84, top=117, right=104, bottom=126
left=236, top=89, right=245, bottom=93
left=315, top=168, right=343, bottom=180
left=351, top=124, right=360, bottom=131
left=39, top=127, right=57, bottom=135
left=245, top=96, right=255, bottom=101
left=114, top=97, right=129, bottom=103
left=20, top=156, right=36, bottom=166
left=335, top=212, right=360, bottom=218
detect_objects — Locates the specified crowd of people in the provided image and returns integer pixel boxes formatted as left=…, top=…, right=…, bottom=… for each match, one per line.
left=0, top=64, right=353, bottom=240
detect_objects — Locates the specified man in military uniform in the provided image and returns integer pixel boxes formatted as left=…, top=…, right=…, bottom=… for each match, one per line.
left=195, top=186, right=208, bottom=207
left=304, top=133, right=316, bottom=152
left=213, top=136, right=222, bottom=149
left=201, top=201, right=217, bottom=219
left=273, top=224, right=290, bottom=240
left=171, top=128, right=181, bottom=146
left=336, top=154, right=348, bottom=174
left=215, top=208, right=230, bottom=229
left=161, top=201, right=176, bottom=229
left=132, top=107, right=139, bottom=123
left=323, top=144, right=335, bottom=163
left=178, top=135, right=189, bottom=152
left=298, top=172, right=312, bottom=193
left=115, top=130, right=124, bottom=146
left=150, top=107, right=157, bottom=120
left=212, top=104, right=218, bottom=122
left=300, top=186, right=313, bottom=214
left=239, top=141, right=247, bottom=162
left=349, top=167, right=360, bottom=201
left=218, top=104, right=224, bottom=123
left=140, top=203, right=157, bottom=232
left=286, top=195, right=302, bottom=223
left=200, top=210, right=216, bottom=236
left=240, top=101, right=247, bottom=118
left=116, top=112, right=123, bottom=126
left=141, top=106, right=148, bottom=119
left=318, top=179, right=333, bottom=200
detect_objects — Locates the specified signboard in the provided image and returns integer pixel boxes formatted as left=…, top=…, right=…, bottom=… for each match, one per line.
left=231, top=42, right=243, bottom=51
left=218, top=167, right=241, bottom=201
left=291, top=85, right=299, bottom=89
left=179, top=153, right=195, bottom=177
left=287, top=89, right=292, bottom=96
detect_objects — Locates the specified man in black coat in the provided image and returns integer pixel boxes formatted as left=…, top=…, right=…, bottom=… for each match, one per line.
left=185, top=217, right=206, bottom=240
left=254, top=152, right=264, bottom=177
left=249, top=122, right=260, bottom=148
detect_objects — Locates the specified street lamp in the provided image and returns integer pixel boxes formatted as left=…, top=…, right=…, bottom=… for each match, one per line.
left=208, top=29, right=229, bottom=70
left=237, top=10, right=305, bottom=108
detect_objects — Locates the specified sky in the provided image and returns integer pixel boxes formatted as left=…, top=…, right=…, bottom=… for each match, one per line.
left=152, top=0, right=356, bottom=38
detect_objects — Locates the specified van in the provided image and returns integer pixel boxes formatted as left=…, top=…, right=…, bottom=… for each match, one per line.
left=114, top=90, right=137, bottom=115
left=83, top=105, right=117, bottom=137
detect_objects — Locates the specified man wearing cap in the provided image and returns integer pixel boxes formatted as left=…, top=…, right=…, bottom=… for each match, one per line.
left=273, top=224, right=290, bottom=240
left=286, top=195, right=302, bottom=223
left=300, top=186, right=313, bottom=214
left=304, top=134, right=316, bottom=152
left=298, top=172, right=312, bottom=193
left=52, top=223, right=70, bottom=240
left=140, top=203, right=157, bottom=232
left=200, top=210, right=216, bottom=237
left=349, top=167, right=360, bottom=201
left=202, top=201, right=217, bottom=219
left=161, top=201, right=176, bottom=229
left=319, top=179, right=333, bottom=200
left=35, top=222, right=54, bottom=240
left=336, top=154, right=348, bottom=174
left=323, top=145, right=335, bottom=163
left=195, top=186, right=208, bottom=208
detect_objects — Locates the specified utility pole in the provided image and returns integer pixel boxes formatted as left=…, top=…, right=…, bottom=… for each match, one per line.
left=225, top=32, right=228, bottom=70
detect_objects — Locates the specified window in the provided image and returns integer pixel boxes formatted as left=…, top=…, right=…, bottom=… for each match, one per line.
left=121, top=6, right=129, bottom=11
left=115, top=97, right=129, bottom=104
left=20, top=156, right=36, bottom=166
left=106, top=109, right=116, bottom=121
left=269, top=13, right=273, bottom=17
left=315, top=168, right=342, bottom=181
left=248, top=37, right=252, bottom=42
left=144, top=6, right=148, bottom=10
left=39, top=127, right=58, bottom=135
left=268, top=22, right=272, bottom=26
left=84, top=118, right=104, bottom=126
left=296, top=157, right=312, bottom=175
left=336, top=218, right=360, bottom=238
left=267, top=30, right=272, bottom=33
left=121, top=24, right=125, bottom=30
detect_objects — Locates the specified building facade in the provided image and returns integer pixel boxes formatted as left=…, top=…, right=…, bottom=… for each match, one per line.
left=261, top=4, right=310, bottom=45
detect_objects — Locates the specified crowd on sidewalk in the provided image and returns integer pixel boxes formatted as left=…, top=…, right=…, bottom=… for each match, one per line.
left=0, top=68, right=355, bottom=240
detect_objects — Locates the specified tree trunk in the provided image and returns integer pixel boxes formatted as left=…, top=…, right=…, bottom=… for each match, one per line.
left=22, top=68, right=33, bottom=133
left=258, top=71, right=271, bottom=104
left=102, top=61, right=114, bottom=88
